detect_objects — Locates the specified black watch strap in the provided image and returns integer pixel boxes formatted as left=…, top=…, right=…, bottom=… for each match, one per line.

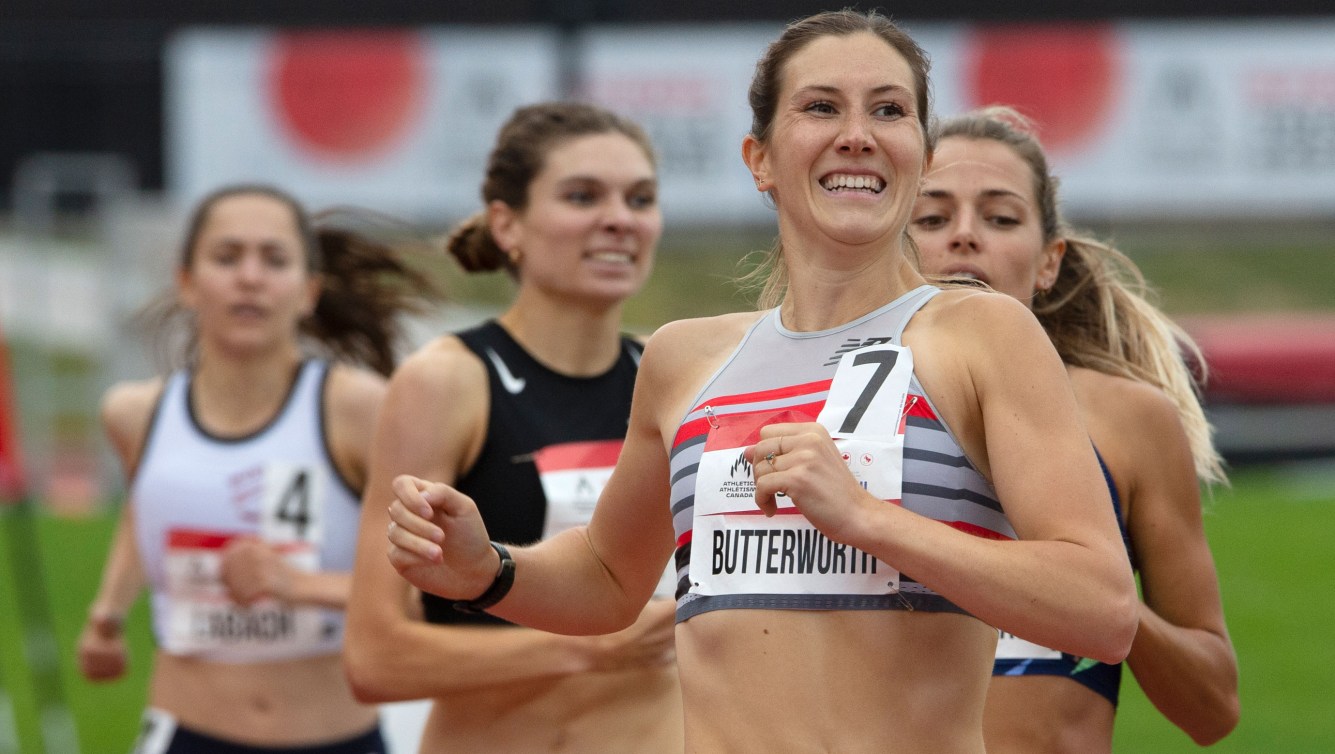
left=452, top=541, right=516, bottom=614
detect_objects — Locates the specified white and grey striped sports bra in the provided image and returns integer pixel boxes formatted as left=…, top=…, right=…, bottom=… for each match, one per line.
left=670, top=286, right=1014, bottom=621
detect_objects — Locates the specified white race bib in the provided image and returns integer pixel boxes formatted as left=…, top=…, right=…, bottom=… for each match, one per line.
left=996, top=630, right=1063, bottom=661
left=163, top=529, right=326, bottom=657
left=688, top=343, right=914, bottom=598
left=535, top=440, right=621, bottom=540
left=535, top=440, right=676, bottom=598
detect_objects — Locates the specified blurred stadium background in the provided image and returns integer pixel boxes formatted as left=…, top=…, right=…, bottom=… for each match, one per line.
left=2, top=1, right=1334, bottom=751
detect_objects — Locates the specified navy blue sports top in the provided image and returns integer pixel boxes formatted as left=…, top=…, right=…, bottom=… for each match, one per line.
left=992, top=448, right=1136, bottom=706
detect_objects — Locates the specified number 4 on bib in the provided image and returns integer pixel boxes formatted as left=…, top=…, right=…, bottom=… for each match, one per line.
left=262, top=464, right=325, bottom=544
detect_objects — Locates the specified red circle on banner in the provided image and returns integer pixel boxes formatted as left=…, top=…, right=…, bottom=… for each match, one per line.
left=269, top=31, right=425, bottom=161
left=967, top=25, right=1120, bottom=155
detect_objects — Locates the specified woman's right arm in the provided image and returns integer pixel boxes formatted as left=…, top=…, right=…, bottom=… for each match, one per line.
left=387, top=319, right=703, bottom=636
left=344, top=340, right=672, bottom=703
left=77, top=381, right=157, bottom=681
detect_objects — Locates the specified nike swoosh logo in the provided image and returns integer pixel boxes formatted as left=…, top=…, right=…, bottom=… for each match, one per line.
left=486, top=348, right=526, bottom=394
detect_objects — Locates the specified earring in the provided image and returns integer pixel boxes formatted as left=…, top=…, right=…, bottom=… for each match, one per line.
left=507, top=247, right=522, bottom=266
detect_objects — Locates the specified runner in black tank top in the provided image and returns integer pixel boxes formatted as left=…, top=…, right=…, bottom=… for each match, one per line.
left=422, top=321, right=642, bottom=626
left=345, top=102, right=682, bottom=754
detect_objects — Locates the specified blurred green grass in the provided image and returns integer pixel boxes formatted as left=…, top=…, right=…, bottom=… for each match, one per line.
left=3, top=465, right=1333, bottom=752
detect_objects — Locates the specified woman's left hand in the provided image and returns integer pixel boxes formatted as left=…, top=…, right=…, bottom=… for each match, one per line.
left=747, top=422, right=873, bottom=542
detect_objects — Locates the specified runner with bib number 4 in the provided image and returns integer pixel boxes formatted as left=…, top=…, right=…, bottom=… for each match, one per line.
left=77, top=185, right=438, bottom=753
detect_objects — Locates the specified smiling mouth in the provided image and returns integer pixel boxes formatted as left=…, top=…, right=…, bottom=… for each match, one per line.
left=587, top=250, right=635, bottom=264
left=819, top=173, right=886, bottom=193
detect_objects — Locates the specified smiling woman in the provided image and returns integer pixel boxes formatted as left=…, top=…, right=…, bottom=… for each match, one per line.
left=383, top=12, right=1138, bottom=752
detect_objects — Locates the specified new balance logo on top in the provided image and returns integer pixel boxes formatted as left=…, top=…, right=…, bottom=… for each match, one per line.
left=824, top=336, right=893, bottom=366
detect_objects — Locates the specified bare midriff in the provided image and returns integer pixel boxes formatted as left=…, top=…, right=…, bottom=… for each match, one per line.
left=423, top=664, right=683, bottom=752
left=677, top=608, right=996, bottom=753
left=984, top=675, right=1115, bottom=754
left=151, top=651, right=377, bottom=745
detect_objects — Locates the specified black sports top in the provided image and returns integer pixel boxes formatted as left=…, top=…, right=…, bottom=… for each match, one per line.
left=422, top=321, right=643, bottom=626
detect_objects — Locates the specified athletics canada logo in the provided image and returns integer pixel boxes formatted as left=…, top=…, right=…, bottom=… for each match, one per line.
left=729, top=451, right=752, bottom=479
left=824, top=336, right=893, bottom=366
left=719, top=452, right=756, bottom=499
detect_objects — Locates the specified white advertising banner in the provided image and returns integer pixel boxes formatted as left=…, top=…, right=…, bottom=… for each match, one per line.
left=167, top=27, right=560, bottom=217
left=576, top=24, right=775, bottom=226
left=924, top=19, right=1335, bottom=217
left=167, top=20, right=1335, bottom=222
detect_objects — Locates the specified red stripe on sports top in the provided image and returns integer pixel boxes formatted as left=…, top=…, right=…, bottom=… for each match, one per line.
left=532, top=439, right=622, bottom=472
left=167, top=529, right=237, bottom=549
left=701, top=404, right=824, bottom=450
left=674, top=392, right=934, bottom=449
left=904, top=393, right=937, bottom=421
left=945, top=520, right=1014, bottom=541
left=687, top=379, right=832, bottom=414
left=673, top=379, right=832, bottom=448
left=673, top=416, right=716, bottom=448
left=166, top=529, right=310, bottom=553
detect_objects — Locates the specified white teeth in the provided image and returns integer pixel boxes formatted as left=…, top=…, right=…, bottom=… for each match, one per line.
left=590, top=251, right=633, bottom=264
left=951, top=272, right=980, bottom=280
left=820, top=173, right=886, bottom=193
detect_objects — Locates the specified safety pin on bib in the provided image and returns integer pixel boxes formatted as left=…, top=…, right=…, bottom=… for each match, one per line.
left=704, top=405, right=720, bottom=429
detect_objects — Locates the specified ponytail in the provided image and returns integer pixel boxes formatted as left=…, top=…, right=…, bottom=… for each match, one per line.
left=444, top=210, right=513, bottom=275
left=303, top=212, right=442, bottom=376
left=1033, top=236, right=1227, bottom=486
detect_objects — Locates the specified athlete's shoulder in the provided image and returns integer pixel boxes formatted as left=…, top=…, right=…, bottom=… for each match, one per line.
left=642, top=311, right=765, bottom=366
left=1069, top=367, right=1187, bottom=446
left=386, top=334, right=489, bottom=411
left=100, top=377, right=164, bottom=435
left=922, top=286, right=1038, bottom=333
left=99, top=376, right=166, bottom=473
left=910, top=288, right=1044, bottom=369
left=324, top=363, right=388, bottom=432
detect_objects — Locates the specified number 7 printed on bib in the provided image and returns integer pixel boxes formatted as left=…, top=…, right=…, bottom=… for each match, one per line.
left=688, top=343, right=913, bottom=598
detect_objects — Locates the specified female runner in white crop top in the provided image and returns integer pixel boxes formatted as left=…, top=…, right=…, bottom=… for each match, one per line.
left=77, top=184, right=436, bottom=752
